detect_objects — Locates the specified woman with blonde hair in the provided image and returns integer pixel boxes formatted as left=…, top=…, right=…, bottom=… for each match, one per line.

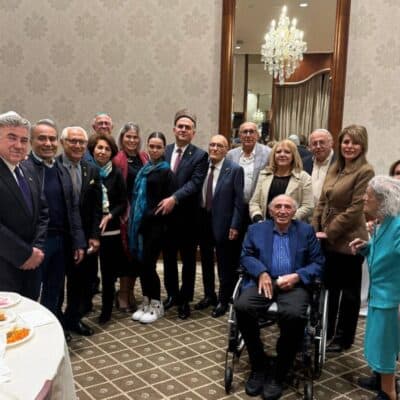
left=313, top=124, right=375, bottom=352
left=249, top=139, right=313, bottom=222
left=113, top=123, right=149, bottom=311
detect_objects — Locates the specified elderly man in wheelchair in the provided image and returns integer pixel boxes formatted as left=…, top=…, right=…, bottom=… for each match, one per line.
left=234, top=195, right=324, bottom=400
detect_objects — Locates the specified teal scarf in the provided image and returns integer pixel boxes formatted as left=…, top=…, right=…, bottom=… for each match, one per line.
left=96, top=160, right=112, bottom=214
left=128, top=160, right=170, bottom=260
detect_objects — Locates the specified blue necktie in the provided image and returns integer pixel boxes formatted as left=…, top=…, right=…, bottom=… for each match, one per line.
left=15, top=166, right=33, bottom=214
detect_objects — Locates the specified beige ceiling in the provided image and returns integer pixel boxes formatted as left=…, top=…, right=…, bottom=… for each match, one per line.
left=234, top=0, right=337, bottom=55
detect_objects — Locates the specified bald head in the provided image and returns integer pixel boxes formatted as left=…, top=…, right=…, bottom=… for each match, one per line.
left=209, top=134, right=228, bottom=164
left=268, top=195, right=298, bottom=231
left=239, top=122, right=259, bottom=154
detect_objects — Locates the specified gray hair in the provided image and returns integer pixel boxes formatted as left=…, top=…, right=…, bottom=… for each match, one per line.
left=288, top=134, right=300, bottom=146
left=268, top=194, right=299, bottom=212
left=31, top=119, right=58, bottom=137
left=368, top=175, right=400, bottom=217
left=309, top=128, right=333, bottom=143
left=117, top=122, right=141, bottom=150
left=60, top=126, right=88, bottom=141
left=0, top=111, right=31, bottom=132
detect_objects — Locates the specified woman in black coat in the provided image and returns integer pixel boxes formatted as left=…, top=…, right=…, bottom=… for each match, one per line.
left=129, top=132, right=176, bottom=324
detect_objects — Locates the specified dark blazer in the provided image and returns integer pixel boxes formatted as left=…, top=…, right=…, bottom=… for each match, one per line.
left=0, top=158, right=48, bottom=289
left=102, top=166, right=127, bottom=232
left=165, top=143, right=208, bottom=213
left=210, top=158, right=244, bottom=242
left=61, top=157, right=103, bottom=241
left=24, top=153, right=86, bottom=250
left=0, top=158, right=48, bottom=266
left=241, top=219, right=324, bottom=289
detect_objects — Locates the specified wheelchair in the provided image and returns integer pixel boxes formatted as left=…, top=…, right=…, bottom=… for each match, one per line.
left=224, top=271, right=329, bottom=399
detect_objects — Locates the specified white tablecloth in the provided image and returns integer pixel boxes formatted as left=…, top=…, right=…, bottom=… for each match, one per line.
left=0, top=293, right=76, bottom=400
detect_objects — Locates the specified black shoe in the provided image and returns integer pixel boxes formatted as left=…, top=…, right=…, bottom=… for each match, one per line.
left=163, top=296, right=177, bottom=311
left=358, top=372, right=381, bottom=391
left=263, top=379, right=283, bottom=400
left=98, top=313, right=111, bottom=325
left=194, top=296, right=217, bottom=310
left=245, top=370, right=265, bottom=396
left=211, top=302, right=228, bottom=318
left=178, top=303, right=191, bottom=320
left=68, top=321, right=94, bottom=336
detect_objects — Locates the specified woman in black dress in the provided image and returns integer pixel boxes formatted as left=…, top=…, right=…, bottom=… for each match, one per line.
left=88, top=133, right=128, bottom=324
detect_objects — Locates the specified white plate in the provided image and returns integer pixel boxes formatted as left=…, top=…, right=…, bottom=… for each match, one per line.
left=6, top=325, right=34, bottom=348
left=0, top=310, right=16, bottom=327
left=0, top=293, right=21, bottom=309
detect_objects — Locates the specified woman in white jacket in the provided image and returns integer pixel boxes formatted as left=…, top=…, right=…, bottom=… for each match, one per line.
left=249, top=139, right=313, bottom=222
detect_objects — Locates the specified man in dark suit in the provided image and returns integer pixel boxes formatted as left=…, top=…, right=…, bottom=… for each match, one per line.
left=24, top=119, right=86, bottom=321
left=196, top=134, right=244, bottom=317
left=59, top=126, right=103, bottom=337
left=308, top=129, right=335, bottom=205
left=0, top=111, right=48, bottom=299
left=235, top=195, right=324, bottom=399
left=158, top=109, right=208, bottom=319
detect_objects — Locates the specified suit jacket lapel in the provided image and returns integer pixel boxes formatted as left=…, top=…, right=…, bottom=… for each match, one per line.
left=214, top=159, right=229, bottom=197
left=21, top=164, right=38, bottom=220
left=0, top=160, right=32, bottom=218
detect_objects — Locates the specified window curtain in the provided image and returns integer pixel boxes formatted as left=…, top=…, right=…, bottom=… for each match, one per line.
left=273, top=72, right=331, bottom=141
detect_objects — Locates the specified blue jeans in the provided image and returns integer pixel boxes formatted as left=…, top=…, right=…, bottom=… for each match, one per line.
left=40, top=234, right=67, bottom=319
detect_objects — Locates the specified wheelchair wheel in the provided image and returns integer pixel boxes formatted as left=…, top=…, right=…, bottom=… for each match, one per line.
left=224, top=366, right=233, bottom=394
left=303, top=381, right=313, bottom=400
left=314, top=288, right=328, bottom=379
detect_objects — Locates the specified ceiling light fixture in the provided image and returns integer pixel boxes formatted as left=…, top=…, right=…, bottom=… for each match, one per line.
left=260, top=6, right=307, bottom=84
left=299, top=2, right=308, bottom=7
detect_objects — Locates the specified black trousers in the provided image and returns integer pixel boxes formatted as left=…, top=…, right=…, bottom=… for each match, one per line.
left=99, top=233, right=128, bottom=317
left=198, top=210, right=240, bottom=304
left=324, top=250, right=363, bottom=348
left=163, top=215, right=197, bottom=303
left=64, top=252, right=98, bottom=326
left=138, top=221, right=164, bottom=301
left=235, top=285, right=310, bottom=381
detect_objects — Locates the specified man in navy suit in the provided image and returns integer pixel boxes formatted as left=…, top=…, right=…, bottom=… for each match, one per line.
left=235, top=195, right=324, bottom=399
left=196, top=134, right=244, bottom=317
left=0, top=111, right=48, bottom=299
left=158, top=109, right=208, bottom=319
left=24, top=119, right=86, bottom=321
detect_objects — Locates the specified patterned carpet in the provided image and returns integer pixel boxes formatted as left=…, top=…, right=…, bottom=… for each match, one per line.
left=69, top=264, right=390, bottom=400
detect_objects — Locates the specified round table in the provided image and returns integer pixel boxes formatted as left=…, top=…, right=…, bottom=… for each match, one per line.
left=0, top=292, right=76, bottom=400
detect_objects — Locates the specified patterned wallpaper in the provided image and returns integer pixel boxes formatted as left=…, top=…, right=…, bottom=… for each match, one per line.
left=0, top=0, right=222, bottom=150
left=343, top=0, right=400, bottom=174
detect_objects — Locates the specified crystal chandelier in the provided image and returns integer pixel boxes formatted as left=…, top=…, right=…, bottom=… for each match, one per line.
left=252, top=109, right=265, bottom=125
left=261, top=6, right=307, bottom=84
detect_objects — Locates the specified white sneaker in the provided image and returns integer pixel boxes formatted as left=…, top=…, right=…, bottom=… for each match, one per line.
left=139, top=300, right=164, bottom=324
left=131, top=296, right=149, bottom=321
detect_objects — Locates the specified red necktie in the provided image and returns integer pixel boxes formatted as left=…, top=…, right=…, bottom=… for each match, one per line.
left=173, top=148, right=182, bottom=173
left=205, top=165, right=215, bottom=211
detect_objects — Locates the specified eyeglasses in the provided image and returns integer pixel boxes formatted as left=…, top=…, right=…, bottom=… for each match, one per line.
left=209, top=143, right=226, bottom=149
left=64, top=138, right=87, bottom=146
left=240, top=129, right=257, bottom=135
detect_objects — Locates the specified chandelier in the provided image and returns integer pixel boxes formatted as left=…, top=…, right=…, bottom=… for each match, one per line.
left=261, top=6, right=307, bottom=84
left=252, top=109, right=265, bottom=125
